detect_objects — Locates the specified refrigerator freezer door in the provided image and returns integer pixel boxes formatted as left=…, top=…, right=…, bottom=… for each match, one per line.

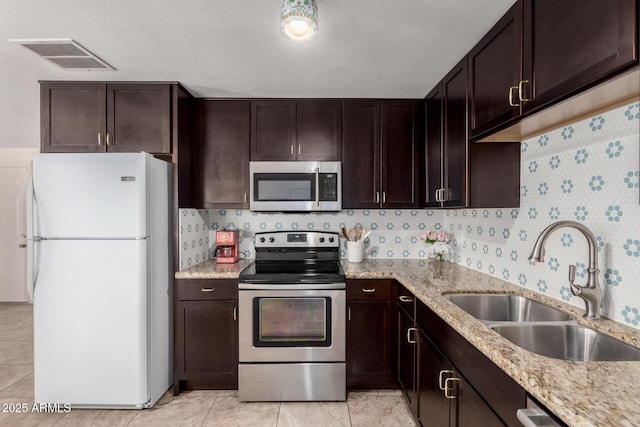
left=34, top=239, right=148, bottom=407
left=32, top=153, right=148, bottom=239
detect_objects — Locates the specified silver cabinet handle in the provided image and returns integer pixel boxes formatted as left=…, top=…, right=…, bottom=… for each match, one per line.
left=290, top=144, right=294, bottom=156
left=106, top=133, right=111, bottom=147
left=518, top=79, right=532, bottom=102
left=19, top=243, right=27, bottom=248
left=243, top=192, right=247, bottom=204
left=435, top=189, right=442, bottom=202
left=375, top=192, right=380, bottom=204
left=348, top=307, right=351, bottom=321
left=382, top=192, right=386, bottom=204
left=399, top=295, right=413, bottom=303
left=97, top=133, right=103, bottom=146
left=444, top=377, right=460, bottom=399
left=201, top=287, right=216, bottom=292
left=298, top=144, right=302, bottom=156
left=362, top=288, right=376, bottom=293
left=438, top=369, right=455, bottom=390
left=407, top=327, right=418, bottom=344
left=233, top=306, right=237, bottom=321
left=509, top=86, right=520, bottom=107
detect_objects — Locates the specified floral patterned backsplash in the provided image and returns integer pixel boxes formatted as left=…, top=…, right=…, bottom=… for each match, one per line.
left=179, top=101, right=640, bottom=329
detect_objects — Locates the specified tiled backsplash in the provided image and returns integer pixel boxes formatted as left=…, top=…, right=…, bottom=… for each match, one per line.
left=179, top=101, right=640, bottom=329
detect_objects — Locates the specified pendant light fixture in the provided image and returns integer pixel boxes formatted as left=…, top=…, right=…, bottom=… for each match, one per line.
left=280, top=0, right=318, bottom=42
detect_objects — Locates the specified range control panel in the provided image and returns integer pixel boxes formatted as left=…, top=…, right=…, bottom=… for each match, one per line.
left=255, top=231, right=339, bottom=248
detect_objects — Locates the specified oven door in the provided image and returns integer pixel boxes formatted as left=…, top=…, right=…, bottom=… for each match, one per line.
left=239, top=287, right=346, bottom=363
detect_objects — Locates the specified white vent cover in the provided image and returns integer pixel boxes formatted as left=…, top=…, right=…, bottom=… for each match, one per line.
left=9, top=39, right=115, bottom=71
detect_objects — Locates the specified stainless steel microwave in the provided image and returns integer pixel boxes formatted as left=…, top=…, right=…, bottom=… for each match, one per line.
left=249, top=161, right=341, bottom=212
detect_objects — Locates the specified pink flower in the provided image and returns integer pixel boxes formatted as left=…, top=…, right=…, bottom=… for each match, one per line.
left=427, top=232, right=438, bottom=241
left=420, top=233, right=428, bottom=240
left=437, top=232, right=448, bottom=242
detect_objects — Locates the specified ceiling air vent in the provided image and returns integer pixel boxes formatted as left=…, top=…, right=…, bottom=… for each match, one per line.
left=9, top=39, right=115, bottom=71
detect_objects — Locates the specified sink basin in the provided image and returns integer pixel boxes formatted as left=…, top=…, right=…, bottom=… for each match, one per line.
left=491, top=324, right=640, bottom=361
left=445, top=293, right=573, bottom=323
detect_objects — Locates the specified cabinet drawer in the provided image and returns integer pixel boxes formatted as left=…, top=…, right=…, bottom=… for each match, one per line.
left=176, top=279, right=238, bottom=301
left=347, top=279, right=392, bottom=301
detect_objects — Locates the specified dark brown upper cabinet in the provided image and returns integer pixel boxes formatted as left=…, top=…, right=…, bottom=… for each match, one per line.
left=425, top=58, right=520, bottom=209
left=41, top=82, right=172, bottom=154
left=251, top=100, right=342, bottom=161
left=425, top=59, right=469, bottom=209
left=521, top=0, right=638, bottom=114
left=468, top=2, right=522, bottom=139
left=197, top=100, right=250, bottom=208
left=296, top=100, right=342, bottom=160
left=342, top=100, right=421, bottom=209
left=468, top=0, right=638, bottom=140
left=342, top=100, right=381, bottom=208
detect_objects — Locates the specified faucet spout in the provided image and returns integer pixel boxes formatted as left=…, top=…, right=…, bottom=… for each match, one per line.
left=529, top=221, right=601, bottom=319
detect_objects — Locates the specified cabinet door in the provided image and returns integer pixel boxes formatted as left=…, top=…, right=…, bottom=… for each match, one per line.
left=416, top=331, right=450, bottom=427
left=522, top=0, right=638, bottom=114
left=297, top=100, right=342, bottom=160
left=381, top=101, right=420, bottom=208
left=342, top=100, right=381, bottom=208
left=176, top=300, right=238, bottom=389
left=450, top=369, right=506, bottom=427
left=40, top=82, right=106, bottom=153
left=106, top=84, right=172, bottom=154
left=398, top=307, right=417, bottom=414
left=251, top=100, right=296, bottom=160
left=347, top=300, right=396, bottom=389
left=442, top=59, right=469, bottom=208
left=468, top=2, right=522, bottom=138
left=424, top=87, right=443, bottom=208
left=199, top=100, right=250, bottom=208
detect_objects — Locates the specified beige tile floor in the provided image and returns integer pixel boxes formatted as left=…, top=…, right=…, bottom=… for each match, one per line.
left=0, top=303, right=415, bottom=426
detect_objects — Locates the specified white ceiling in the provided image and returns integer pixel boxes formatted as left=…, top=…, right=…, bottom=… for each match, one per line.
left=0, top=0, right=516, bottom=148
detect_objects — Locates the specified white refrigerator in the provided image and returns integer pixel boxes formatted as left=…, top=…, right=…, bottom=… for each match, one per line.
left=27, top=152, right=173, bottom=409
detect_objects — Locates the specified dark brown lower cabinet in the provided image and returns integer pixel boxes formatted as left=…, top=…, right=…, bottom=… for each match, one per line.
left=346, top=279, right=397, bottom=389
left=174, top=279, right=238, bottom=394
left=398, top=286, right=526, bottom=426
left=417, top=331, right=505, bottom=427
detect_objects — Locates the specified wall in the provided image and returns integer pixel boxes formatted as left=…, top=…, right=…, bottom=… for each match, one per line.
left=449, top=101, right=640, bottom=327
left=178, top=101, right=640, bottom=329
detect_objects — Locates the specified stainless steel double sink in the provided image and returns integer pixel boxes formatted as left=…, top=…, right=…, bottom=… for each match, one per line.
left=444, top=293, right=640, bottom=362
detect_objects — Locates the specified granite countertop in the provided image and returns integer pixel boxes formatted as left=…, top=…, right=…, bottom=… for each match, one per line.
left=175, top=258, right=640, bottom=426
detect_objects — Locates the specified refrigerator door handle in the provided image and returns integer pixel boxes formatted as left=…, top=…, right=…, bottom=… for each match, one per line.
left=26, top=177, right=36, bottom=301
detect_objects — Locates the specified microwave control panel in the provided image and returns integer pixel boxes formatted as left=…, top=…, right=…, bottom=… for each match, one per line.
left=319, top=173, right=338, bottom=201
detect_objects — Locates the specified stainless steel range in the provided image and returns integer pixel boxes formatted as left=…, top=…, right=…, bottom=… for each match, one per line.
left=238, top=231, right=346, bottom=402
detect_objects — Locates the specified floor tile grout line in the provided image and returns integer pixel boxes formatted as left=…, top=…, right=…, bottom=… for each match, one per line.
left=198, top=393, right=219, bottom=427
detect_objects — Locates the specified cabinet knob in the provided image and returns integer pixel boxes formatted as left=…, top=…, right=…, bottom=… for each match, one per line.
left=444, top=377, right=460, bottom=399
left=518, top=80, right=532, bottom=102
left=509, top=86, right=520, bottom=107
left=406, top=327, right=418, bottom=344
left=438, top=369, right=455, bottom=390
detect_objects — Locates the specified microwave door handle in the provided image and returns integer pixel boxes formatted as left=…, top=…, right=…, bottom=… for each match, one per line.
left=315, top=167, right=320, bottom=208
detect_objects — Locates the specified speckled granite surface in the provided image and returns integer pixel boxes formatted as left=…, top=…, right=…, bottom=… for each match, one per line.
left=175, top=259, right=253, bottom=279
left=176, top=258, right=640, bottom=427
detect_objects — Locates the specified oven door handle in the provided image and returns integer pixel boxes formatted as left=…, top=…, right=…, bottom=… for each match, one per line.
left=238, top=282, right=346, bottom=290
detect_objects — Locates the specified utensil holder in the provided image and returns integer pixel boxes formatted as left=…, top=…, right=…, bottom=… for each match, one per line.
left=347, top=241, right=365, bottom=263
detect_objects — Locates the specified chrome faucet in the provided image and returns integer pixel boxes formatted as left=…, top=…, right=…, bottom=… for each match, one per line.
left=529, top=220, right=602, bottom=319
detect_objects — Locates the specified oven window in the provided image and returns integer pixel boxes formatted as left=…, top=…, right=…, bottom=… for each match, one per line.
left=253, top=297, right=332, bottom=347
left=254, top=173, right=315, bottom=201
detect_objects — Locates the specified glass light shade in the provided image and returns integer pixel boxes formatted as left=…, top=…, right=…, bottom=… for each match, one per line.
left=281, top=0, right=318, bottom=42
